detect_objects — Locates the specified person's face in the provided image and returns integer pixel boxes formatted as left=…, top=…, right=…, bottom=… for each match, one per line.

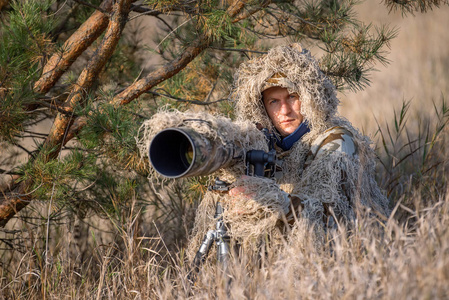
left=262, top=86, right=304, bottom=137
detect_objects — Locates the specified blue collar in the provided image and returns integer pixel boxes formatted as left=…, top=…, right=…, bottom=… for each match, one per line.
left=276, top=121, right=310, bottom=151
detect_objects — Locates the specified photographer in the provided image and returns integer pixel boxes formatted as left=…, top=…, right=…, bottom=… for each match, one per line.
left=140, top=44, right=390, bottom=259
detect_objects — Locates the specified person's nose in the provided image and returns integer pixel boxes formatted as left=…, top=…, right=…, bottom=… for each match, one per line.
left=280, top=99, right=291, bottom=115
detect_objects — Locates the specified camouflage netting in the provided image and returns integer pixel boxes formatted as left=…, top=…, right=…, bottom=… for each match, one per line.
left=230, top=43, right=390, bottom=225
left=137, top=108, right=268, bottom=183
left=232, top=43, right=339, bottom=139
left=137, top=43, right=390, bottom=262
left=221, top=176, right=290, bottom=247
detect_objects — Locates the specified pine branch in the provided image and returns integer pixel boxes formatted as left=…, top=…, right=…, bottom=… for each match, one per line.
left=65, top=1, right=257, bottom=146
left=17, top=9, right=48, bottom=64
left=112, top=0, right=252, bottom=106
left=383, top=0, right=449, bottom=15
left=33, top=0, right=114, bottom=94
left=112, top=36, right=210, bottom=106
left=0, top=0, right=134, bottom=227
left=45, top=0, right=133, bottom=157
left=231, top=0, right=271, bottom=23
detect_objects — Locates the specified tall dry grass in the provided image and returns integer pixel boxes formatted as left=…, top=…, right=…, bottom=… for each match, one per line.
left=1, top=184, right=449, bottom=299
left=1, top=2, right=449, bottom=299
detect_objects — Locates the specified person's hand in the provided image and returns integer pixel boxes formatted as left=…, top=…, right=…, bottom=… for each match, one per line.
left=228, top=175, right=256, bottom=199
left=226, top=176, right=259, bottom=215
left=226, top=176, right=291, bottom=218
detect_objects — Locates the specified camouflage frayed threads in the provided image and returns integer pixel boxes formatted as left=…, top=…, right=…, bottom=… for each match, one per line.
left=232, top=43, right=390, bottom=229
left=137, top=43, right=390, bottom=263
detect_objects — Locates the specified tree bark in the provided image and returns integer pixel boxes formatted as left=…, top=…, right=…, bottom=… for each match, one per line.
left=33, top=0, right=114, bottom=95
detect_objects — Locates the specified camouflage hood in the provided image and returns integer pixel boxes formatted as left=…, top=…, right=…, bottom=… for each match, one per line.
left=232, top=43, right=339, bottom=139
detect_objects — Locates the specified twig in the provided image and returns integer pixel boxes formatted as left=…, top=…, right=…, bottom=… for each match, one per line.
left=154, top=15, right=183, bottom=42
left=22, top=130, right=49, bottom=137
left=155, top=18, right=192, bottom=51
left=205, top=80, right=218, bottom=103
left=147, top=90, right=226, bottom=106
left=0, top=168, right=20, bottom=175
left=11, top=143, right=33, bottom=157
left=210, top=46, right=267, bottom=54
left=35, top=99, right=74, bottom=115
left=128, top=6, right=161, bottom=20
left=268, top=5, right=321, bottom=29
left=14, top=135, right=45, bottom=139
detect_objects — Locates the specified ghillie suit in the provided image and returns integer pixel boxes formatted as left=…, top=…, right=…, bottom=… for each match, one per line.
left=138, top=44, right=390, bottom=265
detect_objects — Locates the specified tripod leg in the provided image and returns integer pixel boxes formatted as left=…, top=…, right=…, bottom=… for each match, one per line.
left=188, top=230, right=215, bottom=282
left=188, top=199, right=231, bottom=285
left=214, top=203, right=232, bottom=293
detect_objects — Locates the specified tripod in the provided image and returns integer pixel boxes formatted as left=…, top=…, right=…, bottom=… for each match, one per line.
left=188, top=179, right=231, bottom=283
left=188, top=146, right=276, bottom=284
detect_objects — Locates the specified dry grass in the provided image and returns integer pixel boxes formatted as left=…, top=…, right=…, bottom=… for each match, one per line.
left=2, top=2, right=449, bottom=299
left=1, top=190, right=449, bottom=299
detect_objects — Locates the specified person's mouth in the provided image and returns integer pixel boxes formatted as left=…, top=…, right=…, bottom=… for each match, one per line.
left=280, top=119, right=295, bottom=124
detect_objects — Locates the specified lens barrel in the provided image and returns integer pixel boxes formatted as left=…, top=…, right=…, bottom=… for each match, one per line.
left=149, top=127, right=236, bottom=178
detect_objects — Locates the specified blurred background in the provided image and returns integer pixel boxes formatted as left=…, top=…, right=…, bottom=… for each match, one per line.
left=339, top=2, right=449, bottom=134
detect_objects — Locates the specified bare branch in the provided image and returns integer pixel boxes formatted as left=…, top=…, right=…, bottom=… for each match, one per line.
left=0, top=169, right=20, bottom=176
left=210, top=46, right=267, bottom=54
left=147, top=90, right=227, bottom=106
left=112, top=36, right=210, bottom=106
left=33, top=0, right=114, bottom=94
left=128, top=4, right=162, bottom=20
left=34, top=99, right=74, bottom=115
left=10, top=142, right=33, bottom=157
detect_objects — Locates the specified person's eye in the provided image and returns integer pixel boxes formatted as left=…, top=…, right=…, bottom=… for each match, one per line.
left=269, top=99, right=278, bottom=105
